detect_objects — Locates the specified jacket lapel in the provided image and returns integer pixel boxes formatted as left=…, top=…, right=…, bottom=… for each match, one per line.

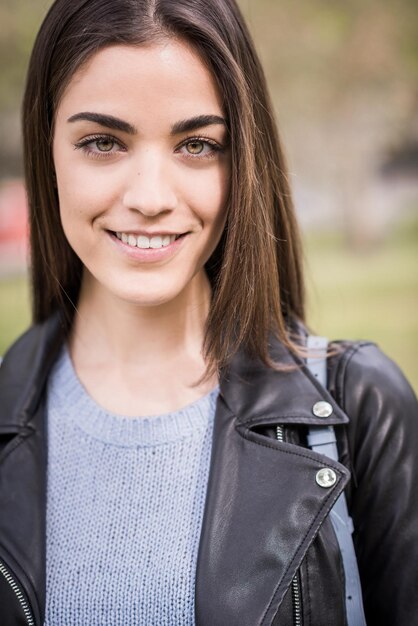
left=195, top=342, right=350, bottom=626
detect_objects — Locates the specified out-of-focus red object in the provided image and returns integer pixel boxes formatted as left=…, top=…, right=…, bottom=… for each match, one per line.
left=0, top=179, right=29, bottom=276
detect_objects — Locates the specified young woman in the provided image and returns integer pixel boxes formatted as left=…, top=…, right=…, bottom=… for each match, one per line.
left=1, top=0, right=417, bottom=625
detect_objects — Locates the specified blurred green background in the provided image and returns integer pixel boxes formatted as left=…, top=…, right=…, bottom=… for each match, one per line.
left=0, top=0, right=417, bottom=391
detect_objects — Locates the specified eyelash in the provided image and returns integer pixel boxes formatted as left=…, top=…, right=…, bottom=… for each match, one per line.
left=73, top=134, right=224, bottom=160
left=73, top=135, right=125, bottom=160
left=176, top=136, right=224, bottom=160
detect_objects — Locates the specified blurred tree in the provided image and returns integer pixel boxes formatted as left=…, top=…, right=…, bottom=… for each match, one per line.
left=0, top=0, right=52, bottom=176
left=240, top=0, right=418, bottom=246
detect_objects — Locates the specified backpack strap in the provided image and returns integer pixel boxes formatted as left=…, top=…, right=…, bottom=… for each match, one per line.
left=306, top=335, right=367, bottom=626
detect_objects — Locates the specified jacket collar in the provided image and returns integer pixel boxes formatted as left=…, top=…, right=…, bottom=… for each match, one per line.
left=220, top=334, right=348, bottom=428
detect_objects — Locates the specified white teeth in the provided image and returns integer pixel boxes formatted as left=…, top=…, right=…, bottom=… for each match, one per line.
left=115, top=232, right=181, bottom=249
left=137, top=235, right=149, bottom=249
left=150, top=236, right=162, bottom=249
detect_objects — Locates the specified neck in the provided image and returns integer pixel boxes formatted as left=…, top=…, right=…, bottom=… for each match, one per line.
left=70, top=270, right=212, bottom=370
left=67, top=270, right=218, bottom=416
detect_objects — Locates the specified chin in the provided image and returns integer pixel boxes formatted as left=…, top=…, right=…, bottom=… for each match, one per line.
left=128, top=294, right=176, bottom=308
left=83, top=267, right=205, bottom=310
left=113, top=284, right=185, bottom=308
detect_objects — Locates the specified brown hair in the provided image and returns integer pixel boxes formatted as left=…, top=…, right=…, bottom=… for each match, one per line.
left=22, top=0, right=305, bottom=372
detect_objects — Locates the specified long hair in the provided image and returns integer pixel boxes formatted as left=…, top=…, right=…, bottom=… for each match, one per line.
left=22, top=0, right=305, bottom=372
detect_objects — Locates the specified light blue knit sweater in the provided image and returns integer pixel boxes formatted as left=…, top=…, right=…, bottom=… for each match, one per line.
left=44, top=346, right=218, bottom=626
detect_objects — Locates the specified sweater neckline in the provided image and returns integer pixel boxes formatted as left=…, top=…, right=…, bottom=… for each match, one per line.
left=47, top=345, right=219, bottom=448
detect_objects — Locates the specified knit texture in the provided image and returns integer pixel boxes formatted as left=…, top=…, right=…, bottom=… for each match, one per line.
left=44, top=346, right=218, bottom=626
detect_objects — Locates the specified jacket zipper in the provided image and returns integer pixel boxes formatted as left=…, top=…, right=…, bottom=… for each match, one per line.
left=292, top=574, right=302, bottom=626
left=0, top=559, right=35, bottom=626
left=276, top=426, right=303, bottom=626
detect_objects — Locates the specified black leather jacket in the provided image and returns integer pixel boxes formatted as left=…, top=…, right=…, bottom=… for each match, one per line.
left=1, top=314, right=417, bottom=626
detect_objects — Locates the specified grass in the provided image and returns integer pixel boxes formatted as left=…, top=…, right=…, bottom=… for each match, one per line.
left=0, top=219, right=417, bottom=393
left=0, top=274, right=31, bottom=357
left=304, top=218, right=418, bottom=392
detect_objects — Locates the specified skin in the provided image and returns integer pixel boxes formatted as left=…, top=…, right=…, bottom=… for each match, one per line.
left=52, top=40, right=231, bottom=415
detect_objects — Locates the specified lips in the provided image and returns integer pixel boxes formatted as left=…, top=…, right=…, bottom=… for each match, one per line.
left=115, top=231, right=180, bottom=249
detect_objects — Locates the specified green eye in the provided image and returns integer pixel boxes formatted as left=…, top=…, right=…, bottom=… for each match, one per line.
left=186, top=141, right=204, bottom=154
left=96, top=139, right=114, bottom=152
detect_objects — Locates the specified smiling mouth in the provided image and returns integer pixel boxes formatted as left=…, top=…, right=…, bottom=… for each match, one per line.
left=112, top=231, right=187, bottom=249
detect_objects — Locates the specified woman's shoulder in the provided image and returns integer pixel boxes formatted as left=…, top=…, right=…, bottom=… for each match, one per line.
left=295, top=319, right=417, bottom=419
left=1, top=314, right=63, bottom=368
left=326, top=341, right=418, bottom=623
left=327, top=338, right=417, bottom=416
left=326, top=338, right=418, bottom=465
left=0, top=314, right=64, bottom=421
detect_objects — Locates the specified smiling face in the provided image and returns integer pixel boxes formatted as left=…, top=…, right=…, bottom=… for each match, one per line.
left=52, top=40, right=230, bottom=309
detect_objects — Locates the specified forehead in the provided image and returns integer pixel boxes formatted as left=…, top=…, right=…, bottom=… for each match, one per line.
left=56, top=40, right=224, bottom=127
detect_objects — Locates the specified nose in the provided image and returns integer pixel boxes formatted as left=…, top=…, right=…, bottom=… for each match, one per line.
left=122, top=150, right=178, bottom=216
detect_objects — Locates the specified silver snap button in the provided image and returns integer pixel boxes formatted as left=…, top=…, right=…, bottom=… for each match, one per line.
left=312, top=401, right=333, bottom=418
left=316, top=468, right=337, bottom=488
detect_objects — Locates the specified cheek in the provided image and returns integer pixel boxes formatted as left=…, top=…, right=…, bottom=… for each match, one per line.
left=183, top=163, right=230, bottom=226
left=56, top=169, right=116, bottom=236
left=54, top=140, right=119, bottom=223
left=58, top=190, right=94, bottom=241
left=57, top=183, right=108, bottom=261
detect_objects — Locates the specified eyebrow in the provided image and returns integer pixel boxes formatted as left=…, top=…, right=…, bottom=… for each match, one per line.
left=67, top=112, right=137, bottom=134
left=170, top=114, right=226, bottom=135
left=67, top=112, right=227, bottom=135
